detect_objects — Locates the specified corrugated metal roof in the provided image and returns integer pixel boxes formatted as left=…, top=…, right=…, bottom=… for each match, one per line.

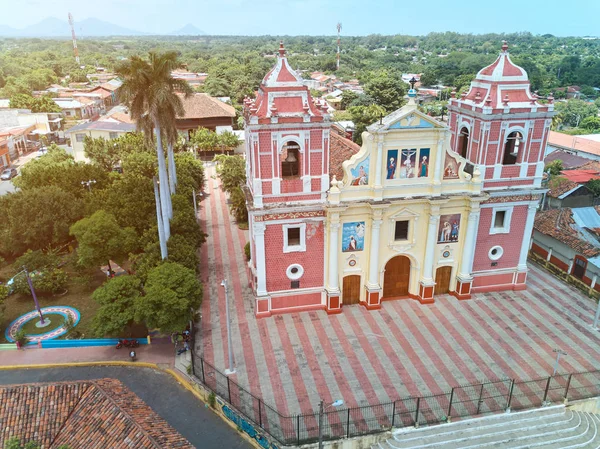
left=572, top=207, right=600, bottom=229
left=65, top=121, right=136, bottom=134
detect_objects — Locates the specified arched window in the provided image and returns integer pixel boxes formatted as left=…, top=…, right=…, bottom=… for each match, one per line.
left=503, top=131, right=522, bottom=165
left=457, top=127, right=469, bottom=159
left=281, top=141, right=300, bottom=178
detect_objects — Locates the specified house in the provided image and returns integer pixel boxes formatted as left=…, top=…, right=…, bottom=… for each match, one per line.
left=545, top=131, right=600, bottom=161
left=0, top=379, right=193, bottom=449
left=0, top=109, right=63, bottom=144
left=0, top=136, right=10, bottom=168
left=555, top=85, right=582, bottom=99
left=53, top=98, right=88, bottom=119
left=0, top=125, right=36, bottom=160
left=176, top=93, right=236, bottom=137
left=89, top=79, right=122, bottom=108
left=65, top=120, right=136, bottom=161
left=171, top=70, right=208, bottom=86
left=545, top=178, right=595, bottom=209
left=545, top=150, right=589, bottom=169
left=532, top=207, right=600, bottom=289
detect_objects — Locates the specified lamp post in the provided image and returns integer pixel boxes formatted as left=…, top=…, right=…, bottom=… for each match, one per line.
left=81, top=179, right=96, bottom=192
left=23, top=266, right=46, bottom=326
left=318, top=399, right=344, bottom=449
left=221, top=279, right=235, bottom=375
left=552, top=349, right=567, bottom=376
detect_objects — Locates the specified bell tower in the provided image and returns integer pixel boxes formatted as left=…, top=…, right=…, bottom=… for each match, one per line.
left=447, top=42, right=554, bottom=296
left=244, top=42, right=332, bottom=317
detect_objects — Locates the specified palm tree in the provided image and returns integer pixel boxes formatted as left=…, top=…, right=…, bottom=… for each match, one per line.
left=117, top=51, right=193, bottom=245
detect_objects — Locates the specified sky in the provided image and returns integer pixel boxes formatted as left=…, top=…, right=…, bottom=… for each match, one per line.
left=0, top=0, right=598, bottom=37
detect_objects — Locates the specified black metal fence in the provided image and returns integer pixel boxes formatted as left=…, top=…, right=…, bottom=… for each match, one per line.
left=188, top=349, right=600, bottom=446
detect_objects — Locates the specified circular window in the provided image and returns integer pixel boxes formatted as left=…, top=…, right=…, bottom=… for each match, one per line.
left=488, top=246, right=504, bottom=261
left=442, top=251, right=451, bottom=258
left=286, top=264, right=304, bottom=280
left=349, top=260, right=357, bottom=267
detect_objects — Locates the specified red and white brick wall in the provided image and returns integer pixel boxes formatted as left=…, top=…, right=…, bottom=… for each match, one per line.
left=472, top=204, right=528, bottom=272
left=264, top=221, right=325, bottom=292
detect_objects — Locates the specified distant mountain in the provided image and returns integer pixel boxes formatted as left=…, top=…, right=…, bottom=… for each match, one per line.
left=170, top=24, right=206, bottom=36
left=0, top=17, right=148, bottom=37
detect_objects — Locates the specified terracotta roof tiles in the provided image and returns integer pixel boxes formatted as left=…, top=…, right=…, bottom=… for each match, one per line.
left=0, top=379, right=193, bottom=449
left=329, top=132, right=360, bottom=181
left=534, top=208, right=600, bottom=258
left=178, top=93, right=236, bottom=119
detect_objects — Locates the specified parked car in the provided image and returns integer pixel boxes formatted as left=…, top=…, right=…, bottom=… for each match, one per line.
left=0, top=168, right=18, bottom=180
left=35, top=147, right=48, bottom=158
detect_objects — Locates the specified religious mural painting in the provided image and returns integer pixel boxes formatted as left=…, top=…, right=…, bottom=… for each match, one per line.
left=418, top=148, right=430, bottom=178
left=342, top=221, right=365, bottom=252
left=443, top=153, right=459, bottom=179
left=350, top=155, right=370, bottom=186
left=386, top=150, right=398, bottom=180
left=400, top=149, right=417, bottom=178
left=438, top=214, right=461, bottom=244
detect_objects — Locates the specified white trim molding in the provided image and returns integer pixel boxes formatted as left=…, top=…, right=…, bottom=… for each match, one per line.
left=489, top=206, right=513, bottom=235
left=283, top=222, right=307, bottom=253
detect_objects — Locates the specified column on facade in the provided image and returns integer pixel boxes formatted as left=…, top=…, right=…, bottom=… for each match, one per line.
left=367, top=211, right=383, bottom=288
left=458, top=206, right=481, bottom=279
left=422, top=209, right=441, bottom=283
left=253, top=221, right=267, bottom=296
left=518, top=203, right=538, bottom=271
left=374, top=140, right=384, bottom=189
left=327, top=214, right=341, bottom=293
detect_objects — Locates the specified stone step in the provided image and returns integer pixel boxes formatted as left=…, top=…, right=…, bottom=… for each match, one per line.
left=392, top=405, right=565, bottom=442
left=372, top=406, right=600, bottom=449
left=389, top=409, right=572, bottom=448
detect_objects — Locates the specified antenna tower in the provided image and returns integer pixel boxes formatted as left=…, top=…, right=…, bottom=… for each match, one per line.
left=336, top=22, right=342, bottom=70
left=68, top=13, right=80, bottom=65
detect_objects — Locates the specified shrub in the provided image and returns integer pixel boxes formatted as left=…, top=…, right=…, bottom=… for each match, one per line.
left=14, top=249, right=60, bottom=272
left=12, top=268, right=68, bottom=295
left=244, top=242, right=251, bottom=261
left=14, top=329, right=29, bottom=346
left=208, top=391, right=216, bottom=408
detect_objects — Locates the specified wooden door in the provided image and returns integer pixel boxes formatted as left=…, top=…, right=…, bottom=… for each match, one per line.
left=573, top=257, right=587, bottom=279
left=435, top=266, right=452, bottom=295
left=343, top=275, right=361, bottom=305
left=383, top=256, right=411, bottom=298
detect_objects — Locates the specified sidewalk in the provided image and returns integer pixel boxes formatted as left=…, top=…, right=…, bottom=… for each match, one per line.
left=0, top=342, right=175, bottom=368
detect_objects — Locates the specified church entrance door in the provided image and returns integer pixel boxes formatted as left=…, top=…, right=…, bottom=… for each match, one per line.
left=383, top=256, right=411, bottom=298
left=435, top=266, right=452, bottom=295
left=342, top=275, right=361, bottom=305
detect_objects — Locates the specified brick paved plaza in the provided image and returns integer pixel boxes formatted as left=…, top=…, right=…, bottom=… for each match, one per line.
left=198, top=163, right=600, bottom=417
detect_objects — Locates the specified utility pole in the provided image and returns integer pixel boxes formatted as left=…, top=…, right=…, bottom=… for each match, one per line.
left=336, top=23, right=342, bottom=71
left=221, top=279, right=236, bottom=375
left=81, top=179, right=96, bottom=192
left=68, top=13, right=80, bottom=66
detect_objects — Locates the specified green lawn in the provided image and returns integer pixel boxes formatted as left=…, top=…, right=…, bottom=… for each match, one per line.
left=20, top=313, right=66, bottom=335
left=0, top=260, right=105, bottom=343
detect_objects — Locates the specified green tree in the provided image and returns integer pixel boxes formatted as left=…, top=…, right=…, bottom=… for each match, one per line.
left=190, top=127, right=219, bottom=152
left=363, top=70, right=406, bottom=112
left=580, top=116, right=600, bottom=131
left=14, top=249, right=59, bottom=272
left=69, top=69, right=89, bottom=83
left=83, top=136, right=122, bottom=171
left=0, top=186, right=84, bottom=256
left=203, top=76, right=230, bottom=97
left=135, top=262, right=202, bottom=332
left=586, top=179, right=600, bottom=197
left=348, top=104, right=387, bottom=145
left=419, top=70, right=437, bottom=87
left=70, top=210, right=138, bottom=273
left=12, top=268, right=68, bottom=295
left=9, top=93, right=61, bottom=113
left=554, top=99, right=599, bottom=128
left=340, top=90, right=358, bottom=110
left=545, top=159, right=564, bottom=176
left=218, top=130, right=242, bottom=152
left=91, top=275, right=142, bottom=337
left=117, top=51, right=193, bottom=237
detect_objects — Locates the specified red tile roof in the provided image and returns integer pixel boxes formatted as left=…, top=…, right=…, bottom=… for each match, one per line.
left=178, top=93, right=236, bottom=119
left=0, top=379, right=193, bottom=449
left=560, top=169, right=600, bottom=183
left=547, top=177, right=581, bottom=198
left=534, top=208, right=600, bottom=258
left=330, top=132, right=360, bottom=181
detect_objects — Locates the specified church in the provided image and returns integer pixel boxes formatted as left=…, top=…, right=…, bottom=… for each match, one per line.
left=243, top=42, right=554, bottom=317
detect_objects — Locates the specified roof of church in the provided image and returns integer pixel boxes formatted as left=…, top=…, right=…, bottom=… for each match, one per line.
left=0, top=379, right=193, bottom=449
left=330, top=132, right=361, bottom=181
left=245, top=42, right=327, bottom=124
left=449, top=42, right=554, bottom=113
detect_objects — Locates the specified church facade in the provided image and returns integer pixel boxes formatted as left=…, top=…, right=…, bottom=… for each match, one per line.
left=243, top=42, right=553, bottom=318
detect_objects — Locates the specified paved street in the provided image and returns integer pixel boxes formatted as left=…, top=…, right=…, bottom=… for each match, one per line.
left=199, top=163, right=600, bottom=418
left=0, top=366, right=252, bottom=449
